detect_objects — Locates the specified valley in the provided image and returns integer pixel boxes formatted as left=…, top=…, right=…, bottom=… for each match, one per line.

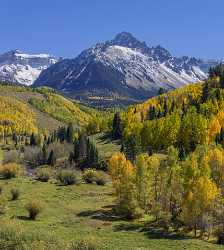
left=1, top=64, right=224, bottom=249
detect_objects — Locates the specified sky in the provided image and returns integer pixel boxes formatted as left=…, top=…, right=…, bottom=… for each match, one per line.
left=1, top=0, right=224, bottom=59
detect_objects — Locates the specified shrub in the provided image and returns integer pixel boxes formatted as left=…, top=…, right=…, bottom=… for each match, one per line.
left=57, top=170, right=77, bottom=185
left=82, top=169, right=96, bottom=184
left=10, top=188, right=20, bottom=201
left=36, top=168, right=51, bottom=182
left=216, top=228, right=224, bottom=244
left=0, top=198, right=7, bottom=214
left=94, top=171, right=108, bottom=186
left=3, top=150, right=21, bottom=164
left=23, top=146, right=42, bottom=167
left=25, top=200, right=43, bottom=220
left=0, top=163, right=22, bottom=179
left=70, top=238, right=98, bottom=250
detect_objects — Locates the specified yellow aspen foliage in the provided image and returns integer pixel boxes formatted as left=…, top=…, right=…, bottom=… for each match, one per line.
left=207, top=117, right=221, bottom=144
left=0, top=96, right=38, bottom=136
left=217, top=111, right=224, bottom=127
left=207, top=148, right=224, bottom=186
left=108, top=153, right=141, bottom=218
left=182, top=176, right=219, bottom=235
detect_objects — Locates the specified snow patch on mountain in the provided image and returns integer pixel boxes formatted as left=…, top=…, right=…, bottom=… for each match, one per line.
left=34, top=32, right=221, bottom=105
left=0, top=50, right=57, bottom=85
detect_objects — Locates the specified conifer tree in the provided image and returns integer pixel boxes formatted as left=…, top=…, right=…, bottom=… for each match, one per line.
left=30, top=133, right=37, bottom=146
left=47, top=150, right=56, bottom=166
left=87, top=139, right=99, bottom=164
left=149, top=106, right=156, bottom=120
left=42, top=144, right=48, bottom=165
left=77, top=134, right=88, bottom=161
left=112, top=112, right=123, bottom=139
left=201, top=81, right=210, bottom=103
left=66, top=123, right=74, bottom=143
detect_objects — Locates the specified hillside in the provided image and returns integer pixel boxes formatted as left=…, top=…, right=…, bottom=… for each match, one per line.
left=0, top=84, right=96, bottom=134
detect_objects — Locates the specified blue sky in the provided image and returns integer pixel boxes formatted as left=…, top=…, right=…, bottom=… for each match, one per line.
left=1, top=0, right=223, bottom=59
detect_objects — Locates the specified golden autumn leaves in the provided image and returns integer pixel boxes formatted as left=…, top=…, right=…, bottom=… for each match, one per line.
left=109, top=148, right=221, bottom=236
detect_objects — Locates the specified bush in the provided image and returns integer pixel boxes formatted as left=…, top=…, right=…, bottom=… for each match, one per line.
left=216, top=229, right=224, bottom=244
left=57, top=170, right=77, bottom=185
left=82, top=169, right=96, bottom=184
left=94, top=171, right=108, bottom=186
left=25, top=200, right=43, bottom=220
left=10, top=188, right=20, bottom=201
left=83, top=169, right=108, bottom=185
left=36, top=168, right=51, bottom=182
left=23, top=146, right=42, bottom=167
left=70, top=238, right=98, bottom=250
left=0, top=163, right=22, bottom=179
left=0, top=199, right=7, bottom=214
left=3, top=150, right=21, bottom=164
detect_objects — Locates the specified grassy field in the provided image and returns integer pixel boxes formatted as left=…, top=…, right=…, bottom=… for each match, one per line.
left=89, top=133, right=121, bottom=161
left=0, top=176, right=222, bottom=250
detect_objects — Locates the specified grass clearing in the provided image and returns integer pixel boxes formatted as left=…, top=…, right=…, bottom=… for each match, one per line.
left=0, top=176, right=222, bottom=249
left=90, top=133, right=121, bottom=161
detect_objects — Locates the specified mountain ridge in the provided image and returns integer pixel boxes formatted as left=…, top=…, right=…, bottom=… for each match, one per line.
left=34, top=32, right=220, bottom=106
left=0, top=50, right=57, bottom=85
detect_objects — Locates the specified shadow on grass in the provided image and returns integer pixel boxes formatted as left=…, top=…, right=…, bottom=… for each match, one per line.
left=98, top=133, right=121, bottom=146
left=114, top=220, right=191, bottom=241
left=17, top=215, right=31, bottom=221
left=77, top=206, right=125, bottom=222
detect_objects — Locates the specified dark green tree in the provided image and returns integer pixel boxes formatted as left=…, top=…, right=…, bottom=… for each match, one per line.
left=77, top=134, right=88, bottom=161
left=30, top=133, right=37, bottom=146
left=42, top=144, right=48, bottom=165
left=87, top=139, right=99, bottom=164
left=123, top=135, right=141, bottom=163
left=12, top=132, right=18, bottom=146
left=66, top=123, right=74, bottom=143
left=112, top=113, right=123, bottom=139
left=149, top=106, right=156, bottom=120
left=201, top=81, right=210, bottom=103
left=47, top=150, right=56, bottom=166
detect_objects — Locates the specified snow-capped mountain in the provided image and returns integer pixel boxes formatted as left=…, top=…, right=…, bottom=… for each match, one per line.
left=0, top=50, right=57, bottom=85
left=34, top=32, right=219, bottom=104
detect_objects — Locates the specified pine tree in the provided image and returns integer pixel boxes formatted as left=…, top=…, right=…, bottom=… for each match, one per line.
left=179, top=145, right=186, bottom=160
left=30, top=133, right=37, bottom=146
left=47, top=150, right=56, bottom=166
left=123, top=136, right=141, bottom=163
left=42, top=144, right=48, bottom=165
left=220, top=75, right=224, bottom=89
left=201, top=81, right=210, bottom=103
left=73, top=140, right=79, bottom=162
left=66, top=123, right=74, bottom=143
left=57, top=127, right=66, bottom=142
left=12, top=132, right=18, bottom=146
left=149, top=106, right=156, bottom=120
left=112, top=113, right=122, bottom=139
left=77, top=134, right=88, bottom=161
left=87, top=139, right=99, bottom=164
left=163, top=99, right=169, bottom=116
left=68, top=152, right=74, bottom=166
left=158, top=87, right=165, bottom=95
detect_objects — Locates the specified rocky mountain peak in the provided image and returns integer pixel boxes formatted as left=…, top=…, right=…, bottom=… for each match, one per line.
left=109, top=32, right=148, bottom=50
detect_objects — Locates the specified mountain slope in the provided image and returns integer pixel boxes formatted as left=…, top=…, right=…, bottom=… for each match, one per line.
left=34, top=32, right=219, bottom=106
left=0, top=84, right=96, bottom=134
left=0, top=50, right=57, bottom=85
